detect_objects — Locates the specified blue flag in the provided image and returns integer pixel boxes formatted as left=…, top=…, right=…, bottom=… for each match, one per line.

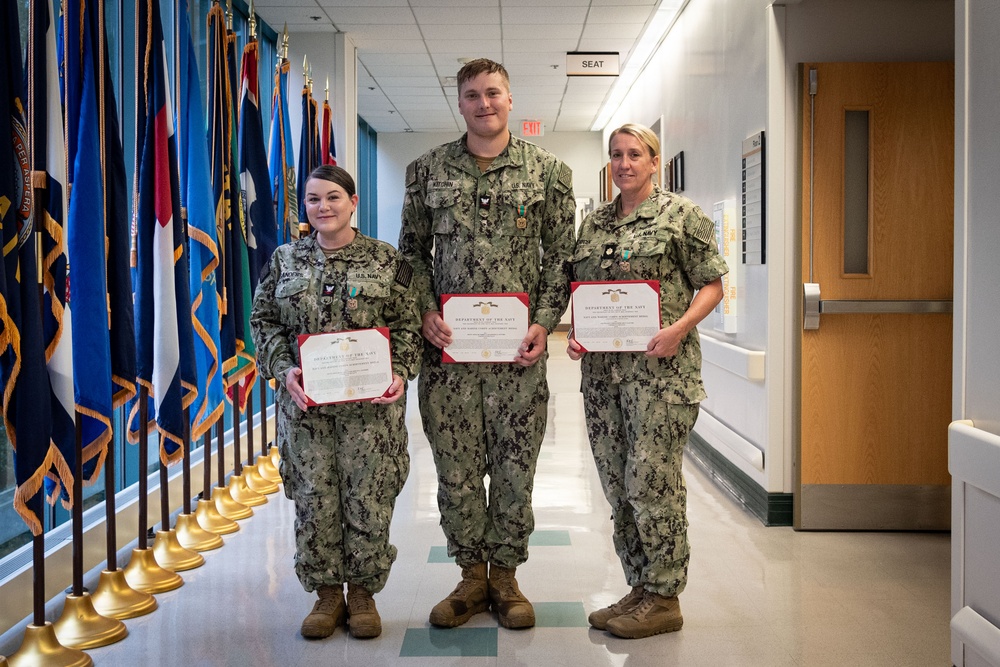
left=29, top=0, right=74, bottom=515
left=128, top=0, right=197, bottom=462
left=62, top=0, right=116, bottom=492
left=296, top=84, right=320, bottom=231
left=179, top=0, right=224, bottom=440
left=4, top=0, right=54, bottom=535
left=268, top=56, right=297, bottom=245
left=239, top=38, right=278, bottom=294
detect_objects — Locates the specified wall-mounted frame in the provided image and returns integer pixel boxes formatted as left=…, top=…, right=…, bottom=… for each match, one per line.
left=671, top=151, right=685, bottom=192
left=665, top=156, right=674, bottom=192
left=599, top=162, right=613, bottom=202
left=650, top=116, right=664, bottom=187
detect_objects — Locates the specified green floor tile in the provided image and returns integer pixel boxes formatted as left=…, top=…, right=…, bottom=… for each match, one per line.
left=399, top=627, right=498, bottom=657
left=534, top=601, right=589, bottom=627
left=528, top=529, right=571, bottom=546
left=427, top=546, right=455, bottom=563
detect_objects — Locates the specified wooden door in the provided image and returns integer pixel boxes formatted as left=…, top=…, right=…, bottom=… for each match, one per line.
left=798, top=62, right=954, bottom=529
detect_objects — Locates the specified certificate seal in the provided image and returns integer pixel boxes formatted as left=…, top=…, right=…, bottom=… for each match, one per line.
left=613, top=339, right=623, bottom=349
left=481, top=350, right=491, bottom=359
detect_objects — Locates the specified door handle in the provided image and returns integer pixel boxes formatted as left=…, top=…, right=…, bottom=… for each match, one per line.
left=819, top=300, right=953, bottom=315
left=803, top=283, right=821, bottom=330
left=803, top=282, right=951, bottom=330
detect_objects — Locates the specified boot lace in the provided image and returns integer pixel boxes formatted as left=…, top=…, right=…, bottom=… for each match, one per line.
left=348, top=588, right=376, bottom=614
left=312, top=595, right=340, bottom=615
left=609, top=588, right=645, bottom=614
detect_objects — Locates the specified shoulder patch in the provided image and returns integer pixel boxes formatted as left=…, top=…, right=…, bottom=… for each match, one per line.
left=405, top=162, right=418, bottom=188
left=394, top=259, right=413, bottom=289
left=555, top=163, right=573, bottom=193
left=690, top=217, right=715, bottom=244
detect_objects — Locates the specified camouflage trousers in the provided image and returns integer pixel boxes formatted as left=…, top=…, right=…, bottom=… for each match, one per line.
left=418, top=350, right=549, bottom=568
left=582, top=377, right=698, bottom=598
left=277, top=389, right=410, bottom=594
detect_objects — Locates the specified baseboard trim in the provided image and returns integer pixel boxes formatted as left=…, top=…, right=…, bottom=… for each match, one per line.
left=687, top=431, right=792, bottom=526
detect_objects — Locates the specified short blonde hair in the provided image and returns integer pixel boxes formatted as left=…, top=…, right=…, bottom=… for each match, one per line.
left=609, top=123, right=660, bottom=158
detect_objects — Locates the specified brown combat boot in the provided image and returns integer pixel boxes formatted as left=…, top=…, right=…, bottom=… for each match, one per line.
left=346, top=583, right=382, bottom=638
left=588, top=586, right=645, bottom=630
left=300, top=585, right=346, bottom=639
left=605, top=591, right=683, bottom=639
left=488, top=565, right=535, bottom=629
left=429, top=563, right=490, bottom=627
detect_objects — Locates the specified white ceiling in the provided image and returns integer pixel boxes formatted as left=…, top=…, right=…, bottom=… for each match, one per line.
left=250, top=0, right=664, bottom=134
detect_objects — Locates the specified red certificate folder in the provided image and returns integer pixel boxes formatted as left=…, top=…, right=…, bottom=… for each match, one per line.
left=296, top=327, right=392, bottom=405
left=440, top=292, right=530, bottom=363
left=570, top=281, right=661, bottom=353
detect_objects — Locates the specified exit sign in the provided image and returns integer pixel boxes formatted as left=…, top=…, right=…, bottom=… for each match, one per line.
left=521, top=120, right=544, bottom=137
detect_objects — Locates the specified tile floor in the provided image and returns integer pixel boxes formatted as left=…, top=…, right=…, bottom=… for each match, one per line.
left=31, top=335, right=951, bottom=665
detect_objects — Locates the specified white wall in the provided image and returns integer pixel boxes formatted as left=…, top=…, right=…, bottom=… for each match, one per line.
left=286, top=32, right=357, bottom=178
left=601, top=0, right=954, bottom=493
left=951, top=1, right=1000, bottom=662
left=376, top=130, right=603, bottom=247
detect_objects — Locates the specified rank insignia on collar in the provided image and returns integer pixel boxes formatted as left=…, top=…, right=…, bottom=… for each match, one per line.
left=602, top=243, right=618, bottom=259
left=479, top=194, right=491, bottom=209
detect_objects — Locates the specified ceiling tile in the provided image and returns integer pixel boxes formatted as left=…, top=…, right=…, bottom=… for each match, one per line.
left=420, top=23, right=501, bottom=40
left=336, top=23, right=422, bottom=39
left=503, top=6, right=588, bottom=24
left=322, top=7, right=415, bottom=24
left=413, top=6, right=500, bottom=24
left=586, top=5, right=657, bottom=24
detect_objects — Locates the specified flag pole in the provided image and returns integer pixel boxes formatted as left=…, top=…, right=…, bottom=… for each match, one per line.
left=123, top=386, right=182, bottom=593
left=5, top=492, right=92, bottom=667
left=91, top=411, right=157, bottom=617
left=227, top=394, right=268, bottom=505
left=175, top=406, right=224, bottom=550
left=242, top=387, right=278, bottom=494
left=212, top=418, right=252, bottom=520
left=151, top=426, right=203, bottom=571
left=90, top=414, right=158, bottom=615
left=257, top=383, right=280, bottom=482
left=52, top=417, right=127, bottom=649
left=195, top=426, right=238, bottom=534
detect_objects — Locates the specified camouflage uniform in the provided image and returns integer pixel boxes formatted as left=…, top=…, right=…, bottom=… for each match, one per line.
left=398, top=134, right=575, bottom=568
left=250, top=232, right=421, bottom=594
left=571, top=186, right=728, bottom=597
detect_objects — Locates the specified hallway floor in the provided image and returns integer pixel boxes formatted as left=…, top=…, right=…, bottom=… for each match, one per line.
left=77, top=335, right=950, bottom=666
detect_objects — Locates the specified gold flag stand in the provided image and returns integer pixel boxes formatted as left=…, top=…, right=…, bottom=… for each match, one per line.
left=175, top=512, right=224, bottom=551
left=152, top=529, right=204, bottom=572
left=52, top=594, right=128, bottom=649
left=91, top=569, right=157, bottom=619
left=123, top=548, right=183, bottom=594
left=6, top=624, right=91, bottom=667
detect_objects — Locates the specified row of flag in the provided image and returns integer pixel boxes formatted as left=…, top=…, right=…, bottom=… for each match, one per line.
left=0, top=0, right=332, bottom=535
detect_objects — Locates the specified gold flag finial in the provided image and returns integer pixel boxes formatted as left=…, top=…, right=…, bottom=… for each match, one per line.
left=303, top=54, right=308, bottom=78
left=248, top=0, right=257, bottom=39
left=281, top=24, right=289, bottom=60
left=226, top=0, right=233, bottom=29
left=325, top=77, right=330, bottom=101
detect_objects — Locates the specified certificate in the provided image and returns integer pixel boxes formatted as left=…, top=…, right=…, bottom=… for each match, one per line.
left=296, top=327, right=393, bottom=405
left=441, top=293, right=529, bottom=363
left=570, top=281, right=661, bottom=352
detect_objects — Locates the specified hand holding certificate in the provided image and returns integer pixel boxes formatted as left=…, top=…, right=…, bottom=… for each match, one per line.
left=441, top=293, right=529, bottom=363
left=297, top=328, right=394, bottom=405
left=570, top=281, right=661, bottom=352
